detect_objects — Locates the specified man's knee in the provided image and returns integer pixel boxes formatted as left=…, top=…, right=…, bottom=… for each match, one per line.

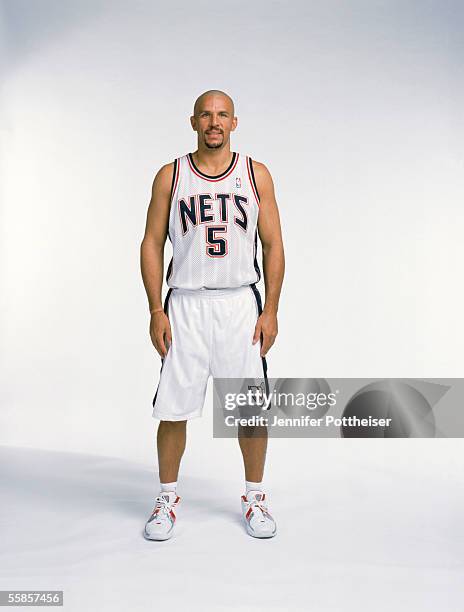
left=238, top=424, right=268, bottom=439
left=159, top=420, right=187, bottom=429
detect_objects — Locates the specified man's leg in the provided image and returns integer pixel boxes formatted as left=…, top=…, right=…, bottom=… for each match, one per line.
left=210, top=287, right=276, bottom=537
left=144, top=420, right=186, bottom=541
left=157, top=420, right=187, bottom=483
left=238, top=424, right=276, bottom=538
left=146, top=289, right=210, bottom=540
left=238, top=424, right=267, bottom=482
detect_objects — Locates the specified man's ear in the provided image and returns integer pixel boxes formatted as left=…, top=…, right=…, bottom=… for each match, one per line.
left=231, top=116, right=238, bottom=132
left=190, top=115, right=196, bottom=131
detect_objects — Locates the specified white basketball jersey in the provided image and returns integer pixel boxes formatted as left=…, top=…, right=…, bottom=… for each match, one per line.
left=166, top=151, right=261, bottom=290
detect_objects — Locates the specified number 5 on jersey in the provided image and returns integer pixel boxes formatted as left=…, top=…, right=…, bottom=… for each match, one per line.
left=206, top=225, right=228, bottom=257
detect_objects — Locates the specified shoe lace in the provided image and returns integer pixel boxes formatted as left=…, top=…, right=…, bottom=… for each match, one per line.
left=151, top=495, right=174, bottom=518
left=248, top=499, right=270, bottom=520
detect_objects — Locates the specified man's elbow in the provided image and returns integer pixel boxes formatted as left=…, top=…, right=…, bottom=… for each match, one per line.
left=140, top=237, right=164, bottom=255
left=262, top=238, right=284, bottom=257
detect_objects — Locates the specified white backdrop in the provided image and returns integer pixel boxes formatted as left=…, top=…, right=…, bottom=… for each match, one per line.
left=1, top=2, right=464, bottom=610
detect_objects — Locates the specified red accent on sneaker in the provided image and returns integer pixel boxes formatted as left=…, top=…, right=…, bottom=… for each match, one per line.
left=245, top=506, right=253, bottom=519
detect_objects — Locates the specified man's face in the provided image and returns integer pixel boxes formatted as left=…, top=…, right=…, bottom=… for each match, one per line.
left=191, top=95, right=237, bottom=149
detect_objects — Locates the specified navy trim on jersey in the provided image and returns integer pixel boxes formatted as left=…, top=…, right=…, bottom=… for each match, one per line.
left=165, top=159, right=178, bottom=284
left=248, top=158, right=260, bottom=202
left=169, top=159, right=178, bottom=202
left=166, top=255, right=173, bottom=283
left=188, top=151, right=237, bottom=179
left=249, top=283, right=269, bottom=396
left=152, top=288, right=173, bottom=409
left=253, top=229, right=261, bottom=283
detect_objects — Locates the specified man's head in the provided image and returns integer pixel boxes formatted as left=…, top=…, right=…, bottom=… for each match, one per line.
left=190, top=90, right=237, bottom=150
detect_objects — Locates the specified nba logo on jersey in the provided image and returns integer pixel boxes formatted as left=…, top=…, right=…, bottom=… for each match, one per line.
left=235, top=177, right=241, bottom=188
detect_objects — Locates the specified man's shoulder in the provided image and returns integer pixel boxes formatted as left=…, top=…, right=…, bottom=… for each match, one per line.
left=246, top=157, right=272, bottom=181
left=152, top=160, right=177, bottom=192
left=158, top=157, right=184, bottom=177
left=157, top=153, right=187, bottom=173
left=243, top=153, right=268, bottom=170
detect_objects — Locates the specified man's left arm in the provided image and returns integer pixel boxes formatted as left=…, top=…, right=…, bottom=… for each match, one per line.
left=252, top=161, right=285, bottom=357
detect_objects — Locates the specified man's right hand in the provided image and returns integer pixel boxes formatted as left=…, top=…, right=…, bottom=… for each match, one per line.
left=150, top=311, right=172, bottom=358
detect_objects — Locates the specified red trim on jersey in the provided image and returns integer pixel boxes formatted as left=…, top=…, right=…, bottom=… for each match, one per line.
left=246, top=156, right=260, bottom=207
left=187, top=152, right=239, bottom=182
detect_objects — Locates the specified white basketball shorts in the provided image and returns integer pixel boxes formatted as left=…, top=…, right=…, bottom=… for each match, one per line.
left=152, top=284, right=268, bottom=421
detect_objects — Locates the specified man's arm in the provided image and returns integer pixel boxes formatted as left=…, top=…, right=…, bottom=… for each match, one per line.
left=252, top=160, right=285, bottom=357
left=140, top=162, right=174, bottom=357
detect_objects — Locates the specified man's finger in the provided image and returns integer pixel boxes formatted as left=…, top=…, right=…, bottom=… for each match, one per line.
left=157, top=334, right=168, bottom=358
left=260, top=333, right=276, bottom=357
left=260, top=335, right=270, bottom=357
left=152, top=338, right=163, bottom=358
left=165, top=324, right=172, bottom=347
left=252, top=320, right=262, bottom=344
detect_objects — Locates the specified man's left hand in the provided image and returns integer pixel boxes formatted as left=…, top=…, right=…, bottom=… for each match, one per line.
left=252, top=309, right=278, bottom=357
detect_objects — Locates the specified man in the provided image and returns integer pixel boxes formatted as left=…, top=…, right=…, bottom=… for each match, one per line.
left=140, top=90, right=285, bottom=540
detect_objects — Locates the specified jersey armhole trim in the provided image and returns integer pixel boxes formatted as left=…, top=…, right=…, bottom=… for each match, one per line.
left=169, top=158, right=179, bottom=204
left=166, top=159, right=178, bottom=282
left=246, top=156, right=260, bottom=206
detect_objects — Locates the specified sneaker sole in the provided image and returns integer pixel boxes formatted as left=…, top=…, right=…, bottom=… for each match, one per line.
left=243, top=520, right=277, bottom=539
left=143, top=527, right=174, bottom=541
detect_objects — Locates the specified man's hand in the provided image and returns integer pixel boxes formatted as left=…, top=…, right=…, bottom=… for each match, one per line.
left=252, top=309, right=278, bottom=357
left=150, top=311, right=172, bottom=358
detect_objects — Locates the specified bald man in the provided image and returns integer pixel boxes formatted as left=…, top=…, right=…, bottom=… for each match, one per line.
left=140, top=90, right=285, bottom=540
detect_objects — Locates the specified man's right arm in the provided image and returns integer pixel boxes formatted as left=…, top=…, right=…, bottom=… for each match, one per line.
left=140, top=162, right=174, bottom=356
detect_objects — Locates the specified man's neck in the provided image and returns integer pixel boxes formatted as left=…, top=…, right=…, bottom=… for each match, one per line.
left=192, top=146, right=234, bottom=174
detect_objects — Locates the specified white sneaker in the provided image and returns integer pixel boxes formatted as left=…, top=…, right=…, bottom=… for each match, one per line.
left=241, top=490, right=277, bottom=538
left=144, top=491, right=180, bottom=541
